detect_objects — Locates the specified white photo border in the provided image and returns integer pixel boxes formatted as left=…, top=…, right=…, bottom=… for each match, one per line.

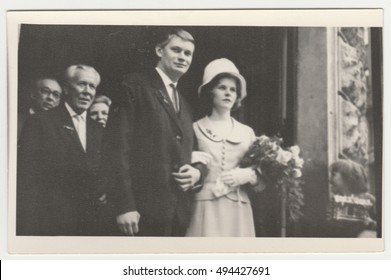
left=3, top=6, right=389, bottom=258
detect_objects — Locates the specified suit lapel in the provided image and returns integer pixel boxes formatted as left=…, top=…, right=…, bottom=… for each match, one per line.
left=150, top=70, right=183, bottom=133
left=57, top=104, right=86, bottom=154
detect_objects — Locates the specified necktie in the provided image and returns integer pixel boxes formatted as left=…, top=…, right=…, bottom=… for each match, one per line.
left=169, top=83, right=180, bottom=113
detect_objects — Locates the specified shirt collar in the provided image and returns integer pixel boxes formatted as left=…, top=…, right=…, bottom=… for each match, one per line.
left=195, top=116, right=244, bottom=143
left=29, top=108, right=36, bottom=115
left=65, top=102, right=87, bottom=120
left=155, top=67, right=177, bottom=88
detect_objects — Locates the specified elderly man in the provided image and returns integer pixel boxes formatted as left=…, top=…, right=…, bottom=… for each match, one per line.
left=105, top=29, right=206, bottom=236
left=17, top=64, right=109, bottom=236
left=18, top=78, right=62, bottom=140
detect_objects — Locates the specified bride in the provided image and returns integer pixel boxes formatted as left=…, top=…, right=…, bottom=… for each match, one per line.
left=186, top=58, right=264, bottom=237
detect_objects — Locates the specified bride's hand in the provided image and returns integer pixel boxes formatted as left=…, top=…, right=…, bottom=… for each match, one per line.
left=221, top=168, right=257, bottom=187
left=220, top=170, right=238, bottom=187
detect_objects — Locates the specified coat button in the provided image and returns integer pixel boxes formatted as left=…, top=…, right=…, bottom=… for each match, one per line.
left=176, top=135, right=182, bottom=141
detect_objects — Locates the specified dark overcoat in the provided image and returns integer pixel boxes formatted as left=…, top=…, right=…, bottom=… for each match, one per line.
left=105, top=69, right=199, bottom=236
left=17, top=104, right=108, bottom=236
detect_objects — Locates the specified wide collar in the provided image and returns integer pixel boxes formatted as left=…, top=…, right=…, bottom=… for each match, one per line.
left=195, top=116, right=244, bottom=143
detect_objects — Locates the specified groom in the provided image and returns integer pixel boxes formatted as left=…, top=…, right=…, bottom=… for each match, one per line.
left=105, top=29, right=205, bottom=236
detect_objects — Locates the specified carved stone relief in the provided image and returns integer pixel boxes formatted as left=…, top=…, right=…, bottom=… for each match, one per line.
left=338, top=28, right=369, bottom=164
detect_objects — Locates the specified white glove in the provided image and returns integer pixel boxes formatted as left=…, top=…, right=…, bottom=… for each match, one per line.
left=211, top=176, right=232, bottom=198
left=191, top=151, right=212, bottom=165
left=221, top=168, right=257, bottom=188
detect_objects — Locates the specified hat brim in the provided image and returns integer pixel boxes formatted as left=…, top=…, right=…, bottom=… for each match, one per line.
left=198, top=71, right=247, bottom=101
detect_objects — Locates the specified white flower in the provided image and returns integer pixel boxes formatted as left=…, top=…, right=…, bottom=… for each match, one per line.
left=291, top=168, right=302, bottom=178
left=276, top=149, right=293, bottom=165
left=294, top=157, right=304, bottom=168
left=270, top=142, right=279, bottom=152
left=290, top=145, right=300, bottom=157
left=257, top=135, right=269, bottom=145
left=289, top=145, right=304, bottom=167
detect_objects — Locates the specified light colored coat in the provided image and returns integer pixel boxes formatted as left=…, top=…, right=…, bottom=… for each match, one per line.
left=193, top=116, right=256, bottom=202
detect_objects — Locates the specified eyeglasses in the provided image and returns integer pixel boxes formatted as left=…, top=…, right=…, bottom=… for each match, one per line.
left=40, top=87, right=62, bottom=99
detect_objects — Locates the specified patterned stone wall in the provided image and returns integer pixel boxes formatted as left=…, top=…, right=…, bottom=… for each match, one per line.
left=338, top=27, right=371, bottom=165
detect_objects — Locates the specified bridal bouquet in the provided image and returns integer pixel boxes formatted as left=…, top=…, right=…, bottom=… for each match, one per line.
left=240, top=135, right=305, bottom=222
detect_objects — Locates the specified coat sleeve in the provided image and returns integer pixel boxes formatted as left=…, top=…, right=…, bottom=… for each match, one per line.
left=189, top=125, right=208, bottom=193
left=103, top=81, right=139, bottom=215
left=103, top=77, right=149, bottom=215
left=16, top=115, right=44, bottom=235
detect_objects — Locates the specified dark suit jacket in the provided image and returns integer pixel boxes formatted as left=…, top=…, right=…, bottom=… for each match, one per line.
left=17, top=104, right=106, bottom=236
left=17, top=109, right=32, bottom=142
left=105, top=70, right=202, bottom=236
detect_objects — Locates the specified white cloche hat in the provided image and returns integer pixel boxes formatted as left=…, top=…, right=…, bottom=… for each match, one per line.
left=198, top=58, right=247, bottom=100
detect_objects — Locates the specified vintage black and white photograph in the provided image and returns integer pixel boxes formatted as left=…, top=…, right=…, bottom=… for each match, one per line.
left=7, top=10, right=384, bottom=253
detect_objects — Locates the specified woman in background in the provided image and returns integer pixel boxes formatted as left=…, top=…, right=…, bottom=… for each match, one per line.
left=328, top=159, right=376, bottom=237
left=89, top=95, right=112, bottom=127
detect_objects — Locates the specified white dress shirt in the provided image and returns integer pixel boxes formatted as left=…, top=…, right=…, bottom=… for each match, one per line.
left=29, top=108, right=36, bottom=115
left=65, top=102, right=87, bottom=152
left=155, top=67, right=180, bottom=112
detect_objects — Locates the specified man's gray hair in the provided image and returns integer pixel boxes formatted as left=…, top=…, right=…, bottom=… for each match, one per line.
left=64, top=64, right=101, bottom=86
